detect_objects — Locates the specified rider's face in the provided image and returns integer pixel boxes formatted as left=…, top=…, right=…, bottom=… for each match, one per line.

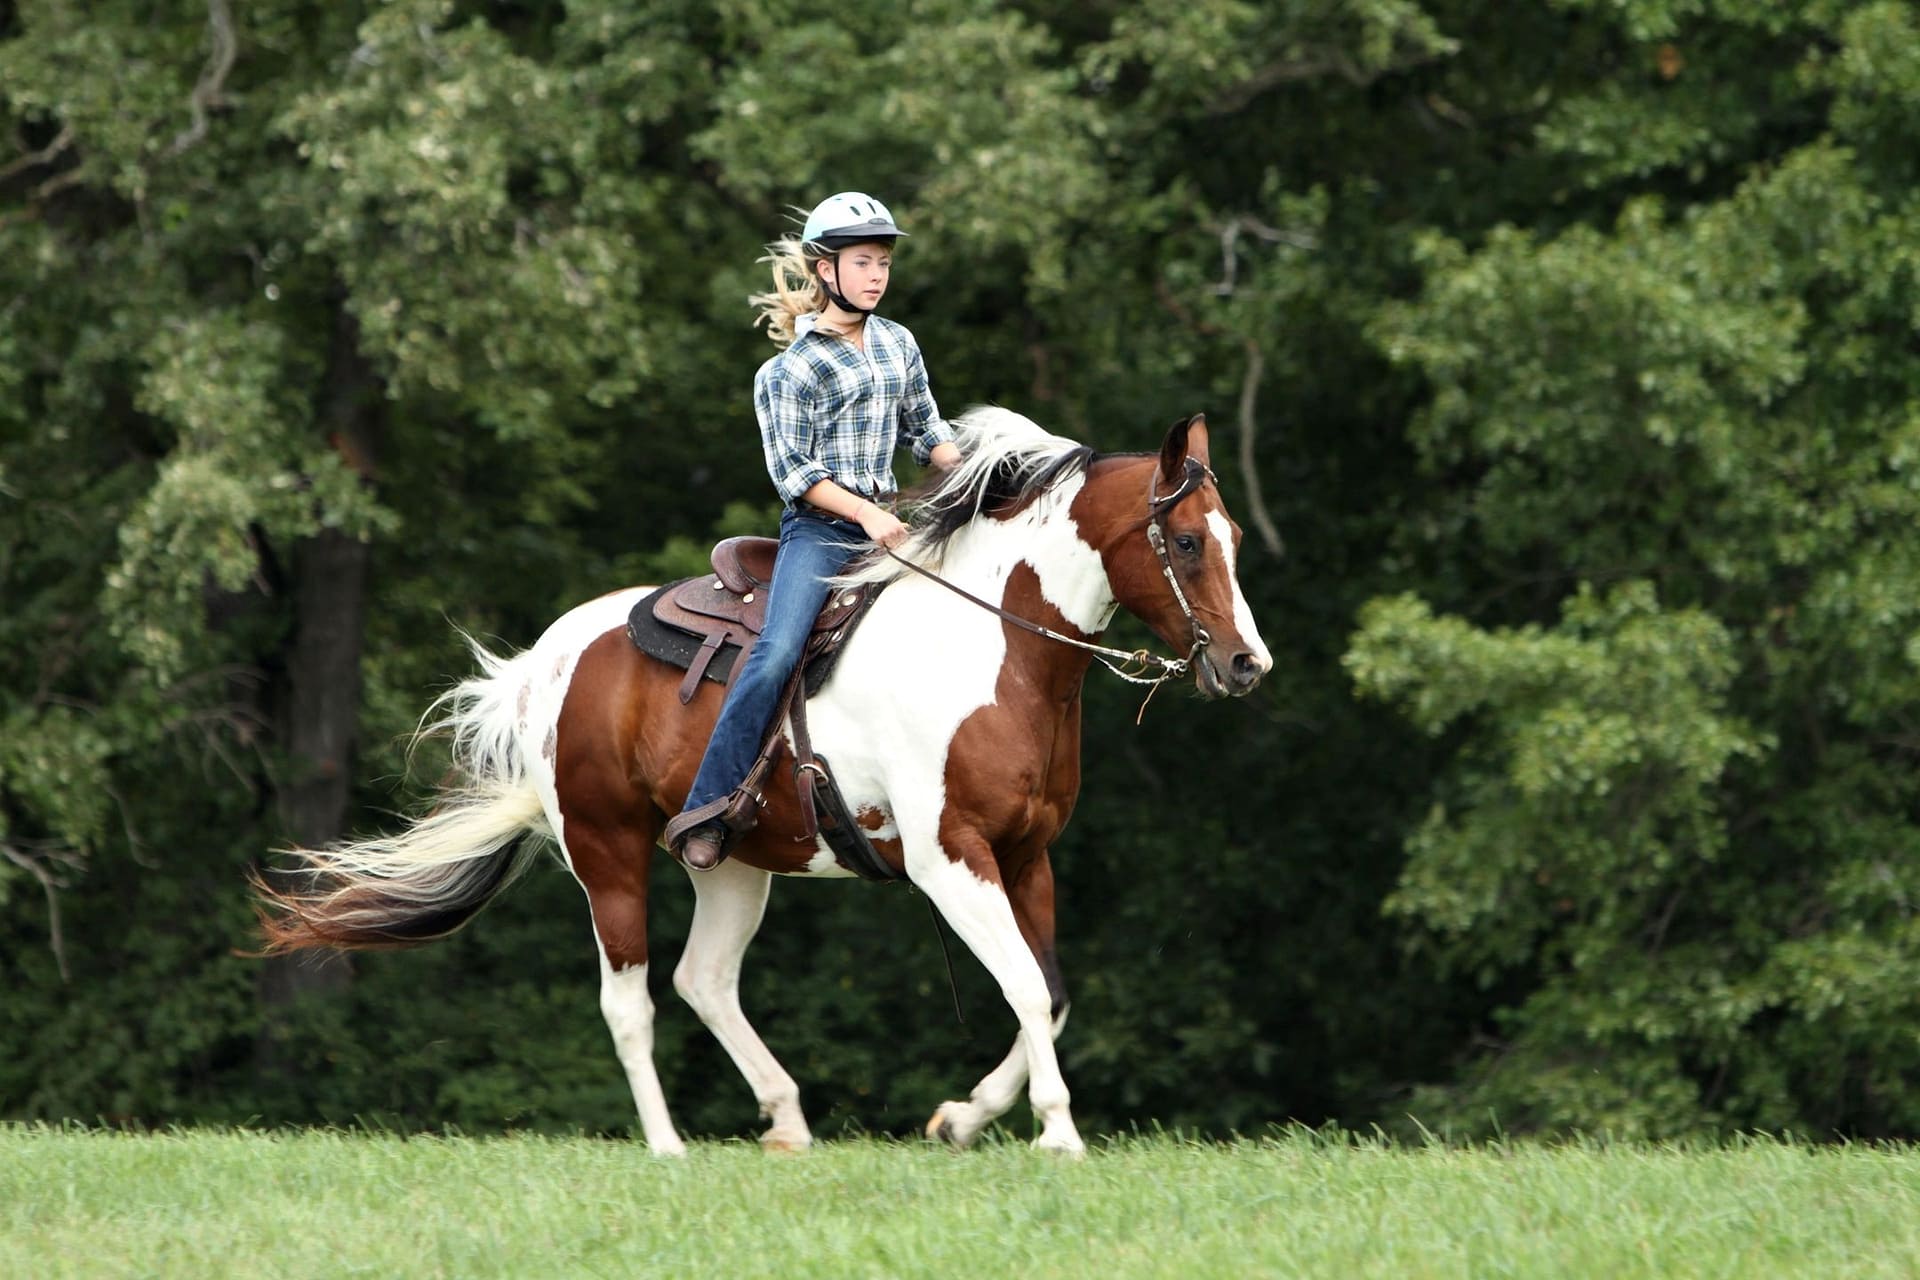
left=819, top=242, right=892, bottom=310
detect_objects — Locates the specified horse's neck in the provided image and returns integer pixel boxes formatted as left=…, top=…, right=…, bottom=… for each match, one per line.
left=942, top=474, right=1116, bottom=639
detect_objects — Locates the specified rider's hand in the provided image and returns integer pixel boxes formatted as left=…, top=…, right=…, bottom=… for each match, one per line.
left=860, top=504, right=910, bottom=549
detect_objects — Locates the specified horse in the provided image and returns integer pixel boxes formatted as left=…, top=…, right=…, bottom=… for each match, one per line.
left=253, top=406, right=1272, bottom=1156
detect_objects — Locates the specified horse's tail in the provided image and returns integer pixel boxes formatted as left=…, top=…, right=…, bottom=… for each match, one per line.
left=251, top=636, right=551, bottom=954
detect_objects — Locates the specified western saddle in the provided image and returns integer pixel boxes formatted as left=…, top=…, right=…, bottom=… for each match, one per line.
left=645, top=535, right=873, bottom=705
left=626, top=535, right=898, bottom=882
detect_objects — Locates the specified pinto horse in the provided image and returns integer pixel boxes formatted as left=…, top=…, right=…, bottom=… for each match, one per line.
left=254, top=407, right=1272, bottom=1155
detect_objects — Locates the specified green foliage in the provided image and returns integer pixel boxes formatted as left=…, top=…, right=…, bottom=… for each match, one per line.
left=1352, top=583, right=1763, bottom=959
left=4, top=0, right=1920, bottom=1145
left=108, top=312, right=393, bottom=679
left=284, top=1, right=660, bottom=433
left=1353, top=1, right=1920, bottom=1137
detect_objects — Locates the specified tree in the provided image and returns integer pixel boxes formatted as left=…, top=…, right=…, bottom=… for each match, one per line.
left=6, top=0, right=1915, bottom=1141
left=1354, top=1, right=1920, bottom=1136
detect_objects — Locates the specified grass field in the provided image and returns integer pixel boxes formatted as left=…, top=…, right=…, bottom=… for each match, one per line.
left=6, top=1125, right=1918, bottom=1278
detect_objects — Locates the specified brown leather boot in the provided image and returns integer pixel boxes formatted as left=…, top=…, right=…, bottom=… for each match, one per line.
left=676, top=822, right=726, bottom=872
left=665, top=784, right=762, bottom=872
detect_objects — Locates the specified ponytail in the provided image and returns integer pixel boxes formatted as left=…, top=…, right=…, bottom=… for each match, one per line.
left=748, top=235, right=828, bottom=348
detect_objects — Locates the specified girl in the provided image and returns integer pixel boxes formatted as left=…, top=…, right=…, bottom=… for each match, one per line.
left=664, top=192, right=962, bottom=871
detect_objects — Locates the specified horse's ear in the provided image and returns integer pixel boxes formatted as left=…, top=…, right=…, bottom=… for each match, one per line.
left=1159, top=413, right=1210, bottom=483
left=1185, top=414, right=1211, bottom=467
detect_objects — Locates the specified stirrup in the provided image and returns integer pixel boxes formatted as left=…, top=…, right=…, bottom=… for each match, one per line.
left=663, top=797, right=735, bottom=854
left=662, top=783, right=762, bottom=865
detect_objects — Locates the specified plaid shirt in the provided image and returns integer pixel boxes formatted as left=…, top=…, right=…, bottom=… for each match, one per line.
left=755, top=315, right=954, bottom=505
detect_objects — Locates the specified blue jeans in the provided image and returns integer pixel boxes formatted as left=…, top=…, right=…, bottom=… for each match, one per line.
left=683, top=508, right=866, bottom=815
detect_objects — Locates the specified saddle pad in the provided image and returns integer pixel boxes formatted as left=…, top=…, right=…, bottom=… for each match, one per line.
left=627, top=581, right=741, bottom=688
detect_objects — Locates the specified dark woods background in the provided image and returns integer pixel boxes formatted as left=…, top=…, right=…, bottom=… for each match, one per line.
left=4, top=0, right=1919, bottom=1141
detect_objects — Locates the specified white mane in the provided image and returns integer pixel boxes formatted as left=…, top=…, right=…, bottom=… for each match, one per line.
left=838, top=406, right=1089, bottom=587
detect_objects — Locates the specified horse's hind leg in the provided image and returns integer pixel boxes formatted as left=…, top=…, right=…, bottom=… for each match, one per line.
left=926, top=850, right=1068, bottom=1150
left=563, top=812, right=686, bottom=1156
left=672, top=858, right=812, bottom=1152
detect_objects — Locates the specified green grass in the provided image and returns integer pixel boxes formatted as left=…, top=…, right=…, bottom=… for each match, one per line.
left=6, top=1126, right=1918, bottom=1279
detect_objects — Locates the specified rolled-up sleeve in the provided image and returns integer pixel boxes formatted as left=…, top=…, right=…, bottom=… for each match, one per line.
left=896, top=343, right=953, bottom=465
left=756, top=359, right=831, bottom=503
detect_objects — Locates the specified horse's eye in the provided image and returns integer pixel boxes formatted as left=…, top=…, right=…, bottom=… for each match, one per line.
left=1173, top=534, right=1199, bottom=554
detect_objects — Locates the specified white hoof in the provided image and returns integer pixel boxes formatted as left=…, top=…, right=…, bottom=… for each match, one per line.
left=648, top=1136, right=689, bottom=1158
left=925, top=1101, right=984, bottom=1150
left=759, top=1127, right=813, bottom=1155
left=1032, top=1126, right=1085, bottom=1158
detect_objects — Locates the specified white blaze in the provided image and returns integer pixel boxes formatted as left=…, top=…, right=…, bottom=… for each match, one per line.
left=1205, top=510, right=1273, bottom=670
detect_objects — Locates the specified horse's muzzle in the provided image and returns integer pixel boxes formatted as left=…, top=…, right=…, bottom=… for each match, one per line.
left=1196, top=649, right=1267, bottom=699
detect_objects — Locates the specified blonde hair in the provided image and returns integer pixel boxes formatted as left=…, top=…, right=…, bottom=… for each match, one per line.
left=749, top=235, right=830, bottom=347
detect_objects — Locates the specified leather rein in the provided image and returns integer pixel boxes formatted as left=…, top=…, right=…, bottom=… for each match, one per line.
left=882, top=456, right=1217, bottom=704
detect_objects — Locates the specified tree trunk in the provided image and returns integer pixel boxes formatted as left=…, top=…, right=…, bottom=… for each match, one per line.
left=258, top=525, right=371, bottom=1002
left=256, top=307, right=384, bottom=1040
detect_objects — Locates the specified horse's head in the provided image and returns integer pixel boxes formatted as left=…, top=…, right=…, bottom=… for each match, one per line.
left=1084, top=414, right=1273, bottom=699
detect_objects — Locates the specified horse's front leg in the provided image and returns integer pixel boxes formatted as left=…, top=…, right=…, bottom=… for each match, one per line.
left=926, top=849, right=1067, bottom=1150
left=908, top=835, right=1083, bottom=1155
left=672, top=857, right=812, bottom=1152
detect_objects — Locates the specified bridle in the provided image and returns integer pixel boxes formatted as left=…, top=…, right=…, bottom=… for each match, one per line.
left=1144, top=455, right=1216, bottom=668
left=881, top=455, right=1218, bottom=708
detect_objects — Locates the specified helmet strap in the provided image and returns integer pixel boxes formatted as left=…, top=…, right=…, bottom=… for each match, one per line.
left=817, top=251, right=874, bottom=318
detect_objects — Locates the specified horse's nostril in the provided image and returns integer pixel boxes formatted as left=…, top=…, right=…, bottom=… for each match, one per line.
left=1231, top=652, right=1260, bottom=681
